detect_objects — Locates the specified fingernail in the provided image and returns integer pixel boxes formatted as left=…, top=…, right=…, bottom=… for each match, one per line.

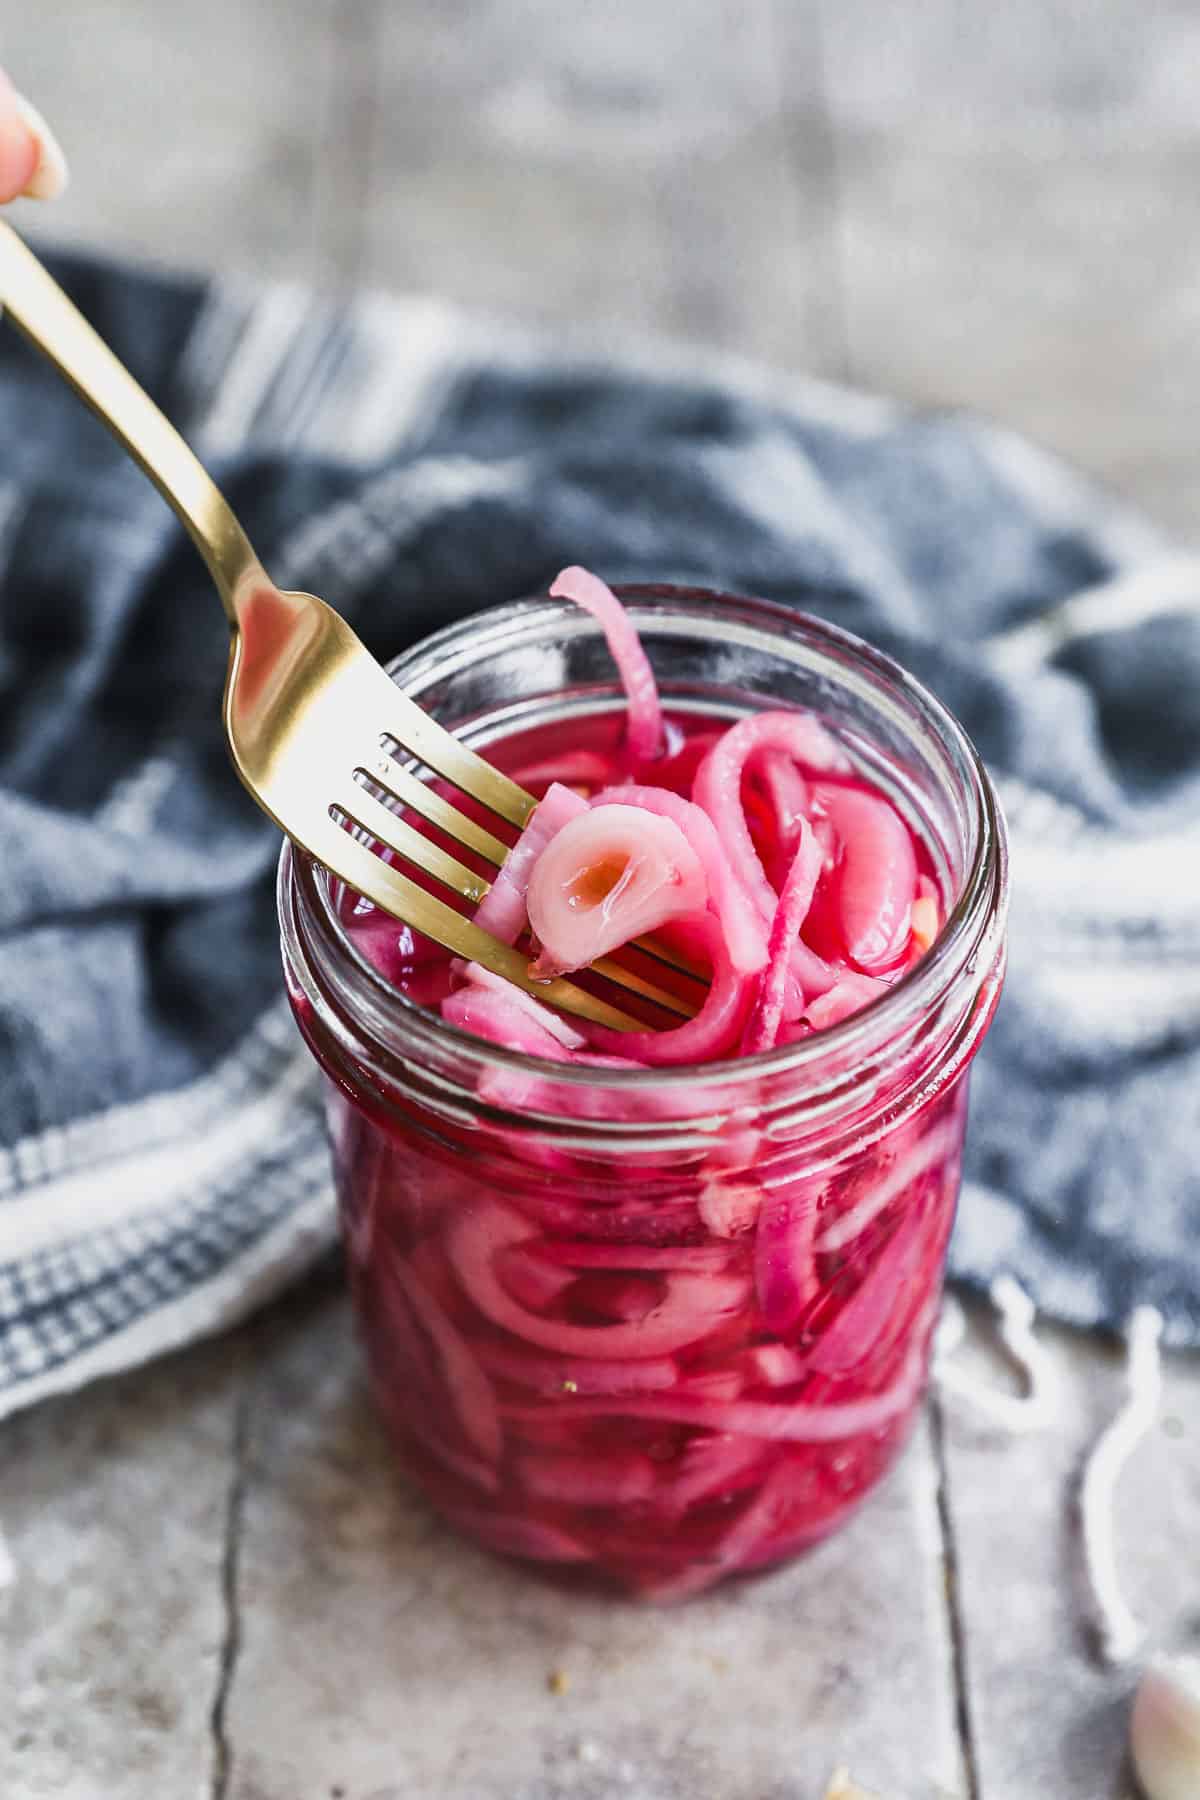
left=15, top=94, right=68, bottom=201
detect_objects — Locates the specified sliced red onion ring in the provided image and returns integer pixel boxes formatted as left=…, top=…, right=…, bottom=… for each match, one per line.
left=521, top=1240, right=735, bottom=1272
left=451, top=962, right=587, bottom=1050
left=788, top=938, right=838, bottom=1002
left=755, top=748, right=809, bottom=858
left=477, top=1341, right=679, bottom=1395
left=472, top=780, right=587, bottom=945
left=663, top=1433, right=768, bottom=1510
left=583, top=916, right=755, bottom=1067
left=806, top=1208, right=932, bottom=1377
left=692, top=710, right=851, bottom=922
left=753, top=1174, right=823, bottom=1334
left=493, top=1246, right=577, bottom=1312
left=802, top=971, right=891, bottom=1033
left=700, top=1459, right=796, bottom=1570
left=501, top=1337, right=924, bottom=1439
left=514, top=1447, right=658, bottom=1507
left=449, top=1200, right=751, bottom=1358
left=512, top=749, right=614, bottom=792
left=441, top=985, right=577, bottom=1061
left=815, top=1119, right=958, bottom=1254
left=674, top=1367, right=745, bottom=1403
left=742, top=818, right=825, bottom=1054
left=526, top=803, right=707, bottom=978
left=550, top=566, right=664, bottom=762
left=813, top=781, right=918, bottom=971
left=592, top=783, right=767, bottom=975
left=390, top=1263, right=502, bottom=1463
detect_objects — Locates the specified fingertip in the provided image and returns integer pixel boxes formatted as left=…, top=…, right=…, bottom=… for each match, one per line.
left=0, top=87, right=38, bottom=204
left=14, top=95, right=68, bottom=201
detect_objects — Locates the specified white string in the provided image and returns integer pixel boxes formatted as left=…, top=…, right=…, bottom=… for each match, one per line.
left=934, top=1276, right=1058, bottom=1431
left=934, top=1292, right=966, bottom=1360
left=1078, top=1305, right=1165, bottom=1667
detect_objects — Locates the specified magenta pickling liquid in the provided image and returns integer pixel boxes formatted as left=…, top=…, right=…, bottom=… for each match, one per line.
left=288, top=704, right=986, bottom=1601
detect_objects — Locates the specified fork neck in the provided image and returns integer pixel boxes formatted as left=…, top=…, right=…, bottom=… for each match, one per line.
left=121, top=445, right=267, bottom=626
left=178, top=487, right=267, bottom=626
left=131, top=440, right=267, bottom=622
left=0, top=220, right=266, bottom=626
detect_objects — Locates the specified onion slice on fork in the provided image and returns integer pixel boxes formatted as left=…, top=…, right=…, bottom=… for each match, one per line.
left=527, top=803, right=707, bottom=978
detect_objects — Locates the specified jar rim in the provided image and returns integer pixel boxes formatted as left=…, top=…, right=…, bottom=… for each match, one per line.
left=279, top=586, right=1008, bottom=1108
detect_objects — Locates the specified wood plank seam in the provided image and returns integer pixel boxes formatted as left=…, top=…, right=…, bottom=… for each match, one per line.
left=930, top=1393, right=983, bottom=1800
left=208, top=1387, right=251, bottom=1800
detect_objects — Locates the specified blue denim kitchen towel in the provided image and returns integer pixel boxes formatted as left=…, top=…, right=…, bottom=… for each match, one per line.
left=1, top=246, right=1197, bottom=1416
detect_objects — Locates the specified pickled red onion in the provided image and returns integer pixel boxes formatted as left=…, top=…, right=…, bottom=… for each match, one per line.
left=803, top=971, right=891, bottom=1033
left=449, top=1200, right=751, bottom=1358
left=756, top=749, right=809, bottom=857
left=665, top=1433, right=767, bottom=1509
left=501, top=1337, right=923, bottom=1439
left=389, top=1262, right=502, bottom=1463
left=493, top=1246, right=577, bottom=1312
left=335, top=567, right=966, bottom=1603
left=526, top=804, right=707, bottom=978
left=753, top=1175, right=822, bottom=1335
left=451, top=962, right=586, bottom=1050
left=472, top=780, right=587, bottom=945
left=550, top=565, right=664, bottom=762
left=477, top=1341, right=679, bottom=1396
left=583, top=916, right=754, bottom=1067
left=592, top=784, right=767, bottom=975
left=805, top=1209, right=931, bottom=1377
left=514, top=1447, right=658, bottom=1507
left=524, top=1240, right=735, bottom=1272
left=813, top=782, right=918, bottom=971
left=441, top=984, right=577, bottom=1061
left=692, top=710, right=851, bottom=921
left=816, top=1119, right=958, bottom=1254
left=512, top=748, right=614, bottom=792
left=742, top=818, right=825, bottom=1054
left=355, top=571, right=941, bottom=1073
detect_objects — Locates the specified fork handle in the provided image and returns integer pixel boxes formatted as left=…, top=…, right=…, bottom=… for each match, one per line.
left=0, top=221, right=262, bottom=622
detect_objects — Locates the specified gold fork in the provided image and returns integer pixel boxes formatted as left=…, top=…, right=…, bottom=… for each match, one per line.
left=0, top=222, right=700, bottom=1031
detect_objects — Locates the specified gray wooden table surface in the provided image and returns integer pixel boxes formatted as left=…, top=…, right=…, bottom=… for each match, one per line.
left=2, top=4, right=1198, bottom=1797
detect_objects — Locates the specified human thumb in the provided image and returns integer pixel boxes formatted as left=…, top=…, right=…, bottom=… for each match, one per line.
left=0, top=73, right=68, bottom=203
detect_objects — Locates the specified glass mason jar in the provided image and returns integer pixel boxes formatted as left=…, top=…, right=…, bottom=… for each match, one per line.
left=278, top=587, right=1008, bottom=1602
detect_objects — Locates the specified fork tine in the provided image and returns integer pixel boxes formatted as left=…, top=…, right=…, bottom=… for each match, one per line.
left=309, top=814, right=646, bottom=1032
left=382, top=685, right=535, bottom=828
left=373, top=672, right=708, bottom=1005
left=372, top=755, right=512, bottom=864
left=341, top=782, right=492, bottom=904
left=337, top=784, right=698, bottom=1020
left=585, top=954, right=696, bottom=1018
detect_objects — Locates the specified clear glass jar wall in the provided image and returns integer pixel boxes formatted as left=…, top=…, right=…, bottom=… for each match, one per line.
left=279, top=588, right=1008, bottom=1600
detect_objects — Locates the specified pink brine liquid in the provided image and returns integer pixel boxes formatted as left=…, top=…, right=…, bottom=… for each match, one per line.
left=291, top=646, right=987, bottom=1599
